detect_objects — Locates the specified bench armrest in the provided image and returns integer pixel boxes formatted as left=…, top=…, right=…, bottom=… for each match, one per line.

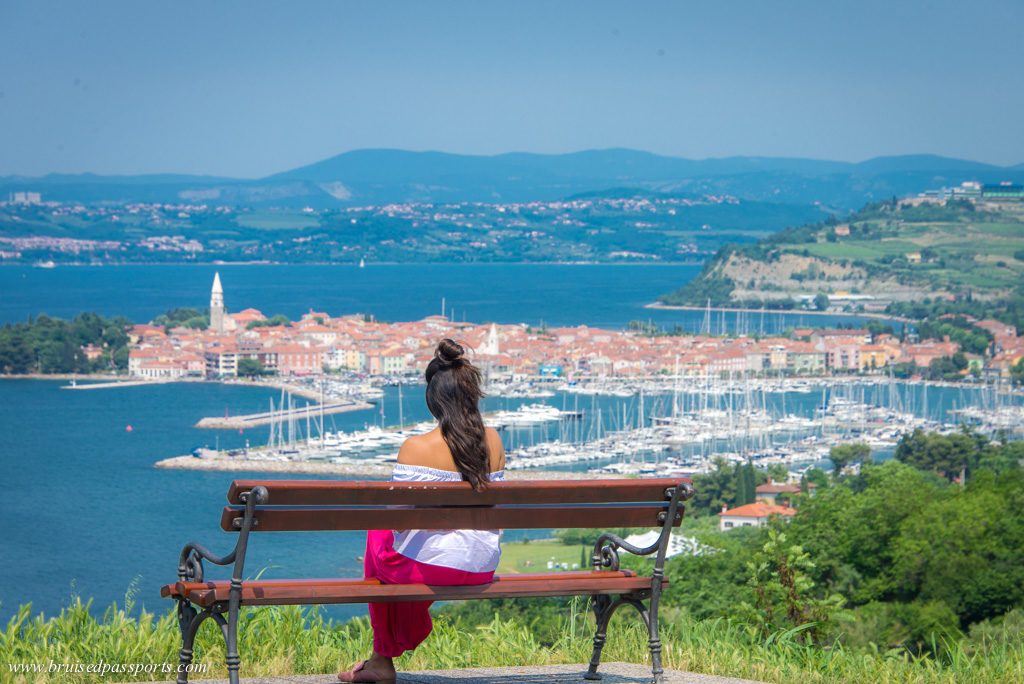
left=177, top=486, right=268, bottom=584
left=590, top=481, right=692, bottom=574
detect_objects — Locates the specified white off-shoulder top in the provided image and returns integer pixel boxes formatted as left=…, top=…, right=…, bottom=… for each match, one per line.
left=390, top=463, right=504, bottom=573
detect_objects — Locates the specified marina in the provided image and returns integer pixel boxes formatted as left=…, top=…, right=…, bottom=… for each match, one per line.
left=171, top=375, right=1023, bottom=479
left=2, top=263, right=1023, bottom=626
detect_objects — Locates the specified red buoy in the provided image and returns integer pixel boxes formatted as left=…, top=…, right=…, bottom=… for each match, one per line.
left=125, top=425, right=133, bottom=432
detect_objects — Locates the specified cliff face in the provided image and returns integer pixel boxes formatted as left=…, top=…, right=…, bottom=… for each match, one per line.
left=717, top=252, right=943, bottom=303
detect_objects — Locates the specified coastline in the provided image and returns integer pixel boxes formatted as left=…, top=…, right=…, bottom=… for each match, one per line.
left=3, top=259, right=708, bottom=268
left=1, top=374, right=336, bottom=402
left=643, top=301, right=914, bottom=323
left=153, top=454, right=626, bottom=479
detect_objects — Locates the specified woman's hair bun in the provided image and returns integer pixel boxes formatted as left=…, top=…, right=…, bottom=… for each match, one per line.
left=435, top=338, right=465, bottom=366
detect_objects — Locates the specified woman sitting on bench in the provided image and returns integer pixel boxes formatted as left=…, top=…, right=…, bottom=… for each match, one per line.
left=339, top=338, right=506, bottom=683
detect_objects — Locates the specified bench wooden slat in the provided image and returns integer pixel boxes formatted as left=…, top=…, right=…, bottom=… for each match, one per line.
left=163, top=570, right=637, bottom=597
left=219, top=502, right=682, bottom=532
left=227, top=478, right=688, bottom=506
left=162, top=571, right=658, bottom=607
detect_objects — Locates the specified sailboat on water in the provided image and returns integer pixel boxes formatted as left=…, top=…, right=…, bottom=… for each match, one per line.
left=359, top=257, right=365, bottom=268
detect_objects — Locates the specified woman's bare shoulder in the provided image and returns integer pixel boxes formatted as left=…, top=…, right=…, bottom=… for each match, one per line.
left=484, top=426, right=503, bottom=445
left=485, top=427, right=505, bottom=470
left=396, top=433, right=434, bottom=466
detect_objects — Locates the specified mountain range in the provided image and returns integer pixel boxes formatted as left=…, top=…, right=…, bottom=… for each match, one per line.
left=3, top=149, right=1023, bottom=211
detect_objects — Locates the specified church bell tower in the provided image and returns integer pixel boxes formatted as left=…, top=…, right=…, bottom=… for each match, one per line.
left=210, top=272, right=225, bottom=333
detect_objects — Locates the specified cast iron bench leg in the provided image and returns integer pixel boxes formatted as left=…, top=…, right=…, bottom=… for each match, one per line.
left=585, top=593, right=662, bottom=684
left=175, top=601, right=198, bottom=684
left=584, top=595, right=612, bottom=680
left=176, top=601, right=230, bottom=684
left=225, top=580, right=245, bottom=684
left=648, top=571, right=665, bottom=684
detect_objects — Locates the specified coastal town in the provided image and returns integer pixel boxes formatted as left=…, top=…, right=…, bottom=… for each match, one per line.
left=127, top=273, right=1024, bottom=384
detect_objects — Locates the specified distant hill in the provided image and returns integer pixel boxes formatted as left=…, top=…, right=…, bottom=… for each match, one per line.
left=3, top=149, right=1024, bottom=210
left=659, top=199, right=1024, bottom=308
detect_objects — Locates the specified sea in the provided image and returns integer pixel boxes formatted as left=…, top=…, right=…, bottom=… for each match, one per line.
left=0, top=263, right=890, bottom=334
left=1, top=263, right=912, bottom=623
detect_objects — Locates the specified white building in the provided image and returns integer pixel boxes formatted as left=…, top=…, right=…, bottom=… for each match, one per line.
left=717, top=502, right=796, bottom=531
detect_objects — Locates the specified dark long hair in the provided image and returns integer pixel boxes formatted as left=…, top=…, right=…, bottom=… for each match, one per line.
left=424, top=338, right=489, bottom=489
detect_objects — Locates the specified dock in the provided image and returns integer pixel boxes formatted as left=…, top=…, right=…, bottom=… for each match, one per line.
left=195, top=399, right=373, bottom=429
left=61, top=379, right=163, bottom=390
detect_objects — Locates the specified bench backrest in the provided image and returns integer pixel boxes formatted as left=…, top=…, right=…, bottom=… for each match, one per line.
left=221, top=478, right=690, bottom=532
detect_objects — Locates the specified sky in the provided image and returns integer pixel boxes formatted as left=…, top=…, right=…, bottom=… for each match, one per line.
left=1, top=0, right=1022, bottom=178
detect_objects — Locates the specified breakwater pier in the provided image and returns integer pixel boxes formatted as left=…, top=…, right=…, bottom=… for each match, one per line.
left=61, top=379, right=163, bottom=390
left=195, top=398, right=372, bottom=429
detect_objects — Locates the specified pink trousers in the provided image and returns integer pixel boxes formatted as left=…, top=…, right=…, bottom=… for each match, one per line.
left=364, top=530, right=494, bottom=657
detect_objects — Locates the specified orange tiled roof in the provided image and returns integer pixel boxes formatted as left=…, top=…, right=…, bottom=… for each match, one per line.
left=718, top=502, right=797, bottom=518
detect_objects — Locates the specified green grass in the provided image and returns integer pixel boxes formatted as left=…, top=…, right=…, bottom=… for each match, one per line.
left=938, top=270, right=1013, bottom=289
left=3, top=594, right=1022, bottom=684
left=798, top=243, right=887, bottom=259
left=972, top=222, right=1024, bottom=238
left=776, top=217, right=1024, bottom=296
left=234, top=212, right=320, bottom=230
left=497, top=541, right=589, bottom=574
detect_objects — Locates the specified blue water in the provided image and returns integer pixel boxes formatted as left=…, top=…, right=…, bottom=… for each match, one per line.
left=3, top=375, right=1017, bottom=622
left=0, top=262, right=911, bottom=623
left=0, top=263, right=887, bottom=333
left=0, top=379, right=605, bottom=623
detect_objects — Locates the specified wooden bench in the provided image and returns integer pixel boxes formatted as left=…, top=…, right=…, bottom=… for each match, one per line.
left=161, top=477, right=694, bottom=684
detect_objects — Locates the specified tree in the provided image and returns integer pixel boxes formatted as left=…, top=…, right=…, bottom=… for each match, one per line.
left=0, top=330, right=33, bottom=373
left=804, top=467, right=829, bottom=488
left=1011, top=357, right=1024, bottom=385
left=740, top=530, right=844, bottom=644
left=814, top=293, right=830, bottom=311
left=247, top=314, right=291, bottom=329
left=735, top=464, right=751, bottom=506
left=785, top=461, right=937, bottom=603
left=891, top=470, right=1024, bottom=624
left=829, top=443, right=870, bottom=478
left=688, top=457, right=739, bottom=515
left=767, top=463, right=789, bottom=483
left=744, top=461, right=758, bottom=504
left=895, top=429, right=986, bottom=481
left=153, top=307, right=208, bottom=330
left=237, top=358, right=267, bottom=377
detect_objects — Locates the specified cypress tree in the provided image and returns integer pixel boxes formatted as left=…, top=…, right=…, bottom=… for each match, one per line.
left=745, top=462, right=757, bottom=504
left=735, top=465, right=749, bottom=505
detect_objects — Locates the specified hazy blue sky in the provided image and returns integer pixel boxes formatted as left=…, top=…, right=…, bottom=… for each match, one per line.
left=1, top=0, right=1022, bottom=177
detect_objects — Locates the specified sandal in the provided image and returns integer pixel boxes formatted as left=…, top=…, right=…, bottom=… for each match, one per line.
left=337, top=660, right=397, bottom=683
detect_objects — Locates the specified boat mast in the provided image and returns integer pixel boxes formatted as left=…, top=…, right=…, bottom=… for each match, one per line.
left=268, top=397, right=276, bottom=450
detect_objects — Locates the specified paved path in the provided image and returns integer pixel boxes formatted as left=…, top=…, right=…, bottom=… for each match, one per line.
left=144, top=662, right=764, bottom=684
